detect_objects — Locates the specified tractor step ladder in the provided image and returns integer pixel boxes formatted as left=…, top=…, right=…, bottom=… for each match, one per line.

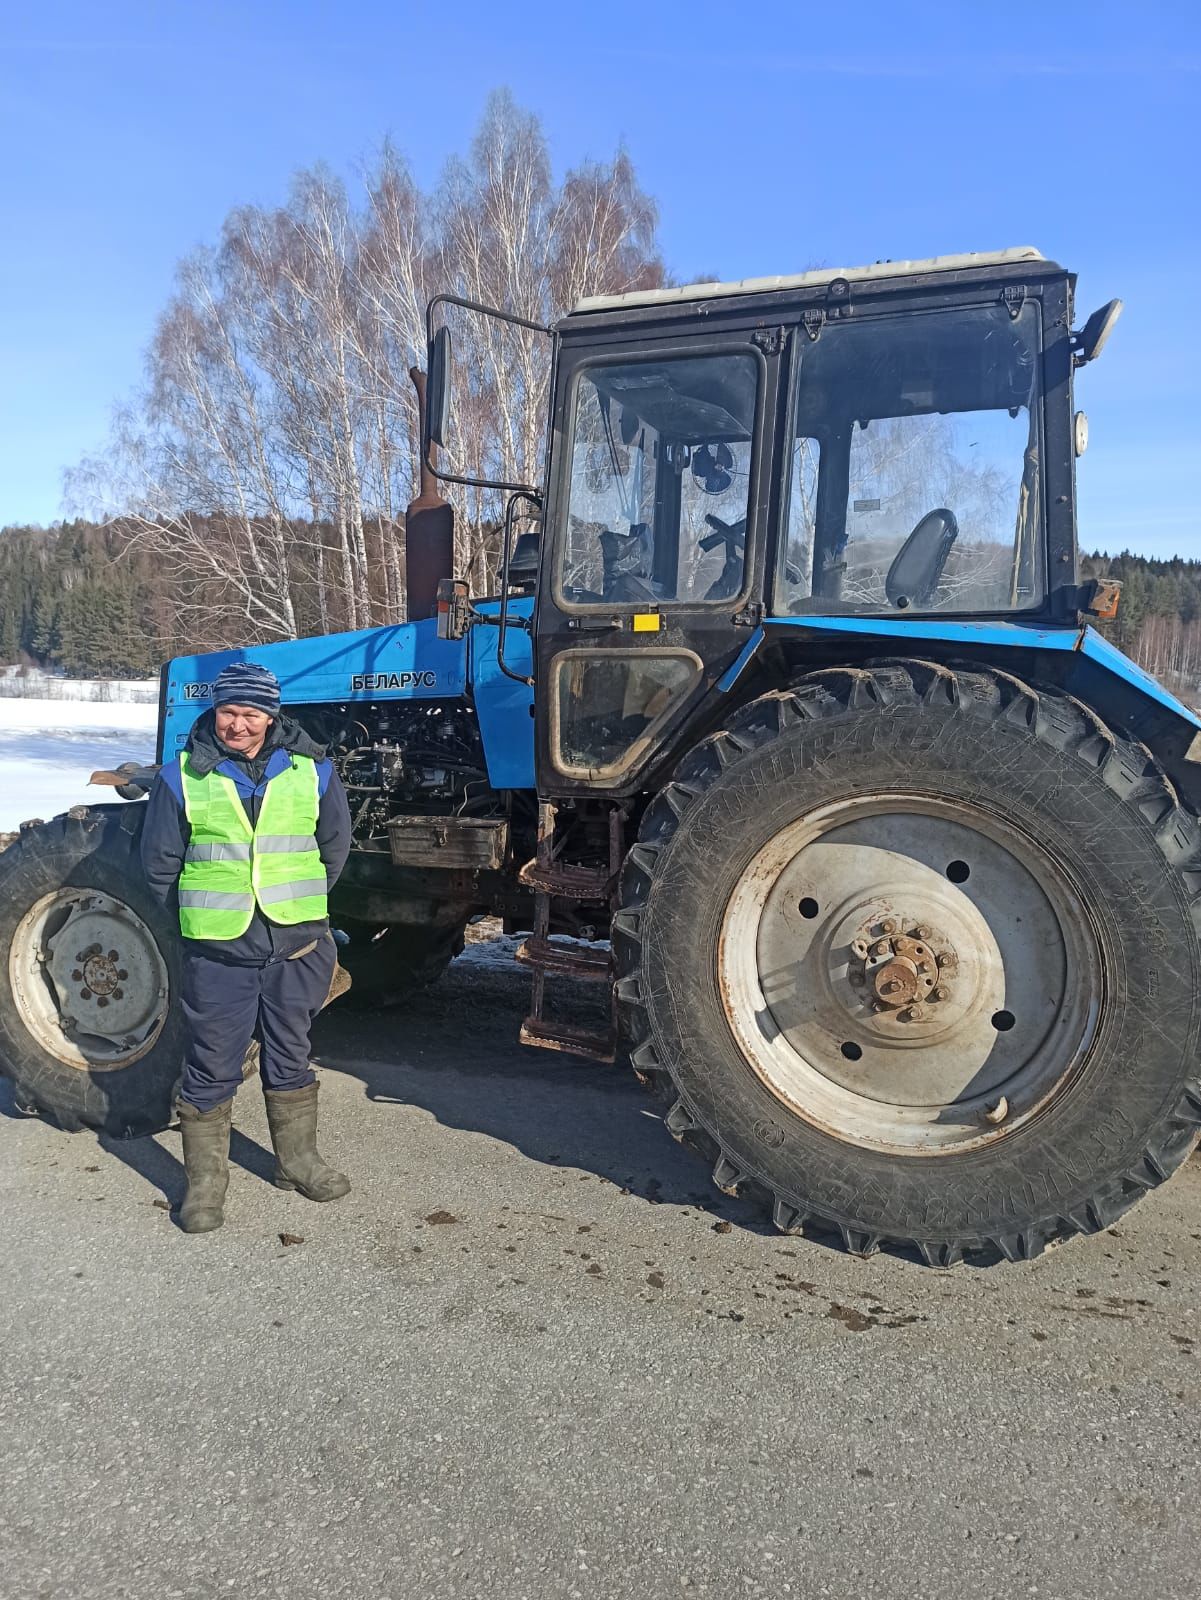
left=516, top=801, right=621, bottom=1062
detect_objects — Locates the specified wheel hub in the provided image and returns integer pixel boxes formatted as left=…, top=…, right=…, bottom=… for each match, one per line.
left=79, top=947, right=126, bottom=1000
left=850, top=923, right=955, bottom=1018
left=717, top=794, right=1100, bottom=1154
left=9, top=889, right=169, bottom=1070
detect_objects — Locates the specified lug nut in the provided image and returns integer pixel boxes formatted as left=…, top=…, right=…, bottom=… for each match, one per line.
left=913, top=926, right=930, bottom=940
left=933, top=985, right=949, bottom=1002
left=80, top=988, right=92, bottom=1001
left=936, top=952, right=954, bottom=968
left=71, top=969, right=83, bottom=981
left=881, top=918, right=898, bottom=935
left=903, top=1004, right=925, bottom=1022
left=107, top=950, right=118, bottom=962
left=113, top=987, right=124, bottom=1000
left=874, top=939, right=891, bottom=956
left=117, top=969, right=129, bottom=980
left=97, top=997, right=109, bottom=1008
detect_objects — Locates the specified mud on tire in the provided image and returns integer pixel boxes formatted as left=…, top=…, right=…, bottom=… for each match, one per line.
left=613, top=660, right=1201, bottom=1264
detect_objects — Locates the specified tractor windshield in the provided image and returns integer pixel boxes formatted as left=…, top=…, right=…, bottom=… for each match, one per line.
left=558, top=351, right=759, bottom=609
left=777, top=301, right=1043, bottom=615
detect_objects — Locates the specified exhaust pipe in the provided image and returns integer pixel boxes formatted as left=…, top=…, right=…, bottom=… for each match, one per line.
left=405, top=366, right=455, bottom=621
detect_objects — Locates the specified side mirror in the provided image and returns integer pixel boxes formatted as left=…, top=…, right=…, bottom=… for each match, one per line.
left=885, top=509, right=959, bottom=609
left=426, top=325, right=452, bottom=448
left=1074, top=299, right=1123, bottom=366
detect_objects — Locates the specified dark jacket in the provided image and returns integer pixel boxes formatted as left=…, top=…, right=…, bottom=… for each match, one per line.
left=140, top=710, right=352, bottom=965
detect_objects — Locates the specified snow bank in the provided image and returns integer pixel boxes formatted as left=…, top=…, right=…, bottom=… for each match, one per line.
left=0, top=697, right=158, bottom=734
left=0, top=669, right=157, bottom=703
left=0, top=697, right=158, bottom=832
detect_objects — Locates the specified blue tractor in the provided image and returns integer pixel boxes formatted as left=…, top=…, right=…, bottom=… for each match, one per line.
left=3, top=247, right=1199, bottom=1264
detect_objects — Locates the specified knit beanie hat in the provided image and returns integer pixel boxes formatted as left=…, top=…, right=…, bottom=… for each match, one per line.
left=212, top=661, right=281, bottom=717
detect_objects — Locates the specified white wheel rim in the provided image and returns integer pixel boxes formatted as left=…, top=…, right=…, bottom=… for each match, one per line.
left=8, top=889, right=170, bottom=1070
left=717, top=794, right=1102, bottom=1154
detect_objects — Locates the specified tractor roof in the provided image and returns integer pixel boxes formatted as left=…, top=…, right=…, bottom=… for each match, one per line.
left=571, top=247, right=1053, bottom=315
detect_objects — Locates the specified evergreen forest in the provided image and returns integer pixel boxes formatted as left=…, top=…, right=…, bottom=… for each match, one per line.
left=2, top=519, right=1199, bottom=701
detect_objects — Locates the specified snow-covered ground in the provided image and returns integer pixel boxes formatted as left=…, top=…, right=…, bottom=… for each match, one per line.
left=0, top=697, right=157, bottom=832
left=0, top=668, right=157, bottom=702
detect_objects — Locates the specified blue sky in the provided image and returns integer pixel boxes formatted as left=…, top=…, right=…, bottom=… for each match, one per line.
left=1, top=0, right=1197, bottom=556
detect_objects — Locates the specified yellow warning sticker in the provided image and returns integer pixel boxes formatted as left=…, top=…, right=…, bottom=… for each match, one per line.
left=632, top=612, right=661, bottom=633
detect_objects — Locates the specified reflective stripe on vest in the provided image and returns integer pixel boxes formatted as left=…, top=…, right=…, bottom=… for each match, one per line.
left=178, top=755, right=327, bottom=940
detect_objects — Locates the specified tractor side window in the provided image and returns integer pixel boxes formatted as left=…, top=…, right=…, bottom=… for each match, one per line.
left=775, top=301, right=1044, bottom=615
left=841, top=408, right=1035, bottom=610
left=560, top=353, right=758, bottom=609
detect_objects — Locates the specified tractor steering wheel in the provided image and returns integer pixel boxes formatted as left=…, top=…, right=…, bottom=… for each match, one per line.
left=700, top=513, right=747, bottom=555
left=700, top=514, right=748, bottom=602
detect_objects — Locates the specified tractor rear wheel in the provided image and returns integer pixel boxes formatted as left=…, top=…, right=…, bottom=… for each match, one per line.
left=613, top=660, right=1201, bottom=1264
left=0, top=808, right=184, bottom=1137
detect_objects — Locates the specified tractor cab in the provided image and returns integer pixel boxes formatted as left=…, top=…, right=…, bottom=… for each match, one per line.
left=429, top=248, right=1115, bottom=799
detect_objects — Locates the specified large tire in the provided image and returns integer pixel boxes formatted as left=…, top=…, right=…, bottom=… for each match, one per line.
left=332, top=917, right=465, bottom=1009
left=613, top=660, right=1201, bottom=1264
left=0, top=808, right=184, bottom=1138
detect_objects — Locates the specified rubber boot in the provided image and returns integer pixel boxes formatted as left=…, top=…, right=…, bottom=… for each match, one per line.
left=177, top=1099, right=232, bottom=1233
left=263, top=1082, right=351, bottom=1202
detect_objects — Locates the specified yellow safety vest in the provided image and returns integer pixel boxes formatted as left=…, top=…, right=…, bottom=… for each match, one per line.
left=178, top=755, right=327, bottom=940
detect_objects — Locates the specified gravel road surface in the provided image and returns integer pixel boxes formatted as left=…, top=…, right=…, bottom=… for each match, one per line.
left=2, top=935, right=1199, bottom=1599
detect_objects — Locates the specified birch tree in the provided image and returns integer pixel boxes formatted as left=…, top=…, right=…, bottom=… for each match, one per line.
left=69, top=92, right=665, bottom=649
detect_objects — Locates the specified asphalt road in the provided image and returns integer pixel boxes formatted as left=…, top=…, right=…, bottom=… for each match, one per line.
left=2, top=935, right=1200, bottom=1600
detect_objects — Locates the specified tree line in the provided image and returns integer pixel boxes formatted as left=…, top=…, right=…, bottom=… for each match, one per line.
left=0, top=521, right=167, bottom=678
left=4, top=516, right=1200, bottom=694
left=1081, top=550, right=1201, bottom=700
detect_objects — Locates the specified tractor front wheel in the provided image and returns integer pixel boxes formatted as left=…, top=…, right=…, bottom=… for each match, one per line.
left=614, top=661, right=1201, bottom=1263
left=0, top=808, right=184, bottom=1137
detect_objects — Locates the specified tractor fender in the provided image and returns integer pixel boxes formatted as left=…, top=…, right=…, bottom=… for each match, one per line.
left=723, top=617, right=1201, bottom=800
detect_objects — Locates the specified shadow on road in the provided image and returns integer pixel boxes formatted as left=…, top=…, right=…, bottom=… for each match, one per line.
left=94, top=1126, right=275, bottom=1215
left=0, top=941, right=764, bottom=1230
left=311, top=946, right=768, bottom=1229
left=0, top=1067, right=277, bottom=1222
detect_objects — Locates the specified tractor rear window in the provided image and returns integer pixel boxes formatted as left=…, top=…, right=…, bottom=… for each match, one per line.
left=559, top=352, right=759, bottom=609
left=776, top=301, right=1044, bottom=616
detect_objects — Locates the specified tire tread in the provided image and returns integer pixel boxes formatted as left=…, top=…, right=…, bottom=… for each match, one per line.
left=613, top=658, right=1201, bottom=1265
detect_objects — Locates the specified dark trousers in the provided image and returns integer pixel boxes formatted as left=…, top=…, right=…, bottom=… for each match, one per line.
left=178, top=936, right=336, bottom=1112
